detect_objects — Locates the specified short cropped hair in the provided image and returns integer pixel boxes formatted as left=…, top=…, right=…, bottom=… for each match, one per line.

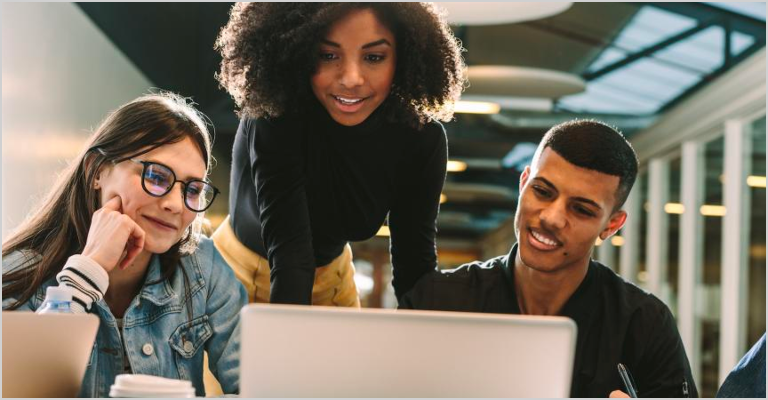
left=533, top=119, right=639, bottom=210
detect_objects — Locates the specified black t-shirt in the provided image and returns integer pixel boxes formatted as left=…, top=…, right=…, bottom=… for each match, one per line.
left=229, top=102, right=447, bottom=304
left=400, top=244, right=698, bottom=398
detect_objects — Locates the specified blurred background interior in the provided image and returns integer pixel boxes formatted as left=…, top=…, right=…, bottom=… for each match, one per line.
left=2, top=2, right=765, bottom=396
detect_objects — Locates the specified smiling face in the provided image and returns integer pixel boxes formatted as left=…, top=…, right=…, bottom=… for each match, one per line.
left=310, top=8, right=397, bottom=127
left=96, top=137, right=206, bottom=254
left=514, top=147, right=627, bottom=275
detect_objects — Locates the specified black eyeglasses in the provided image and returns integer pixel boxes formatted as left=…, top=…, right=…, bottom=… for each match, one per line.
left=128, top=159, right=220, bottom=212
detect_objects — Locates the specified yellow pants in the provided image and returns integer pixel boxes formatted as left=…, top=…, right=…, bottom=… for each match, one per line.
left=203, top=216, right=361, bottom=395
left=210, top=216, right=361, bottom=307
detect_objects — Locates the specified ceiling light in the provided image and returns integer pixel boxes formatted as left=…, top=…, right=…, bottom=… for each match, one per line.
left=718, top=174, right=765, bottom=188
left=439, top=2, right=572, bottom=26
left=447, top=160, right=467, bottom=172
left=664, top=203, right=685, bottom=214
left=440, top=194, right=448, bottom=204
left=655, top=202, right=727, bottom=217
left=611, top=236, right=625, bottom=247
left=376, top=226, right=390, bottom=237
left=460, top=95, right=553, bottom=112
left=454, top=101, right=500, bottom=114
left=700, top=205, right=726, bottom=217
left=747, top=175, right=766, bottom=188
left=465, top=66, right=586, bottom=98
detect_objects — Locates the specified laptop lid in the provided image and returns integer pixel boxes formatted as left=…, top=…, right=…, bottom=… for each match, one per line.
left=240, top=304, right=577, bottom=397
left=2, top=312, right=99, bottom=397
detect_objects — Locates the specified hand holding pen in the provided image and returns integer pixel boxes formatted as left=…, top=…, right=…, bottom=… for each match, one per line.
left=609, top=363, right=638, bottom=398
left=618, top=363, right=639, bottom=397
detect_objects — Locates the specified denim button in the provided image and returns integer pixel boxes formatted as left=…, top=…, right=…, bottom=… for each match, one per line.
left=142, top=343, right=154, bottom=356
left=183, top=341, right=194, bottom=353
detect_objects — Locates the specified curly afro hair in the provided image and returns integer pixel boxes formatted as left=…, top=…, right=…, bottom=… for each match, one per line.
left=215, top=2, right=466, bottom=128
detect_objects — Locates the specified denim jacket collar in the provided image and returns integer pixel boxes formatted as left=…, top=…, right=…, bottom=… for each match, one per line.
left=138, top=254, right=178, bottom=307
left=89, top=254, right=177, bottom=324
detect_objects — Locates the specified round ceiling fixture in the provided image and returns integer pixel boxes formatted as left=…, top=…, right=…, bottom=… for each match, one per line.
left=464, top=65, right=586, bottom=98
left=439, top=2, right=572, bottom=26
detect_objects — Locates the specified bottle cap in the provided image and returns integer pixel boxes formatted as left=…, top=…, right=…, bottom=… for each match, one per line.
left=45, top=286, right=72, bottom=302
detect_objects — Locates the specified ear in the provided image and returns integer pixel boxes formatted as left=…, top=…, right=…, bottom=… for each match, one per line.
left=519, top=165, right=531, bottom=192
left=94, top=167, right=107, bottom=189
left=83, top=152, right=104, bottom=189
left=599, top=210, right=627, bottom=240
left=91, top=162, right=112, bottom=190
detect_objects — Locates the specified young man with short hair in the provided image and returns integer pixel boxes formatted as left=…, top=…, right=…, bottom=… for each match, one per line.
left=401, top=120, right=697, bottom=398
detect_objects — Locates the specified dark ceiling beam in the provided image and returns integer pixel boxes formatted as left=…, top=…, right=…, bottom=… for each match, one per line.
left=191, top=3, right=234, bottom=108
left=78, top=3, right=203, bottom=91
left=76, top=2, right=235, bottom=133
left=583, top=20, right=715, bottom=81
left=723, top=17, right=733, bottom=67
left=522, top=19, right=612, bottom=50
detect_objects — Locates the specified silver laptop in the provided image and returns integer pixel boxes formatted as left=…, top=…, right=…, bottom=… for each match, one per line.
left=240, top=304, right=577, bottom=397
left=2, top=312, right=99, bottom=397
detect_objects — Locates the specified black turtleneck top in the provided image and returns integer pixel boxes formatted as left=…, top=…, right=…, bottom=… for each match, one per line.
left=228, top=103, right=447, bottom=304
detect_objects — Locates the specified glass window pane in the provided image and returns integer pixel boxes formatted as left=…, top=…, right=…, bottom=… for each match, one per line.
left=614, top=6, right=698, bottom=52
left=732, top=31, right=756, bottom=55
left=654, top=26, right=725, bottom=74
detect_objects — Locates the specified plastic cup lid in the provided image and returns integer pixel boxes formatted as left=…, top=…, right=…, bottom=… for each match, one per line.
left=112, top=374, right=193, bottom=391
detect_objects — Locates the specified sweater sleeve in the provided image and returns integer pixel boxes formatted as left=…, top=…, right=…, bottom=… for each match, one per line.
left=246, top=117, right=316, bottom=305
left=388, top=123, right=447, bottom=301
left=55, top=254, right=109, bottom=313
left=2, top=251, right=108, bottom=313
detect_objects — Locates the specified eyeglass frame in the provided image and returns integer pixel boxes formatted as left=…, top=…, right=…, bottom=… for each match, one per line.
left=125, top=158, right=220, bottom=213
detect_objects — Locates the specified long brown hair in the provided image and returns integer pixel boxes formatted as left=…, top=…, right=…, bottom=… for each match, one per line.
left=2, top=92, right=214, bottom=310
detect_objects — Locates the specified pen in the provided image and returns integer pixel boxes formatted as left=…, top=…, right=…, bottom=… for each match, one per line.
left=617, top=363, right=638, bottom=398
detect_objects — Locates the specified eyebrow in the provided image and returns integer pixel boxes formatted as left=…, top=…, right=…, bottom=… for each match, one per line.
left=533, top=177, right=603, bottom=211
left=320, top=38, right=392, bottom=49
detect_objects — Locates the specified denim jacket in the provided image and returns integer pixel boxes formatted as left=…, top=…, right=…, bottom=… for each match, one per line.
left=2, top=237, right=247, bottom=397
left=716, top=333, right=766, bottom=398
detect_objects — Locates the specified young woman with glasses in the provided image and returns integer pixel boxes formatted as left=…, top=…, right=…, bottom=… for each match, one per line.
left=214, top=3, right=465, bottom=307
left=2, top=93, right=246, bottom=397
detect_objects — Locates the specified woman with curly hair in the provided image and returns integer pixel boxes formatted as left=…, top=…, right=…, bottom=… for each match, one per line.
left=213, top=2, right=465, bottom=306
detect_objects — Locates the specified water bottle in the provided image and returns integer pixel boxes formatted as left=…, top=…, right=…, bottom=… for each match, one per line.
left=36, top=286, right=73, bottom=314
